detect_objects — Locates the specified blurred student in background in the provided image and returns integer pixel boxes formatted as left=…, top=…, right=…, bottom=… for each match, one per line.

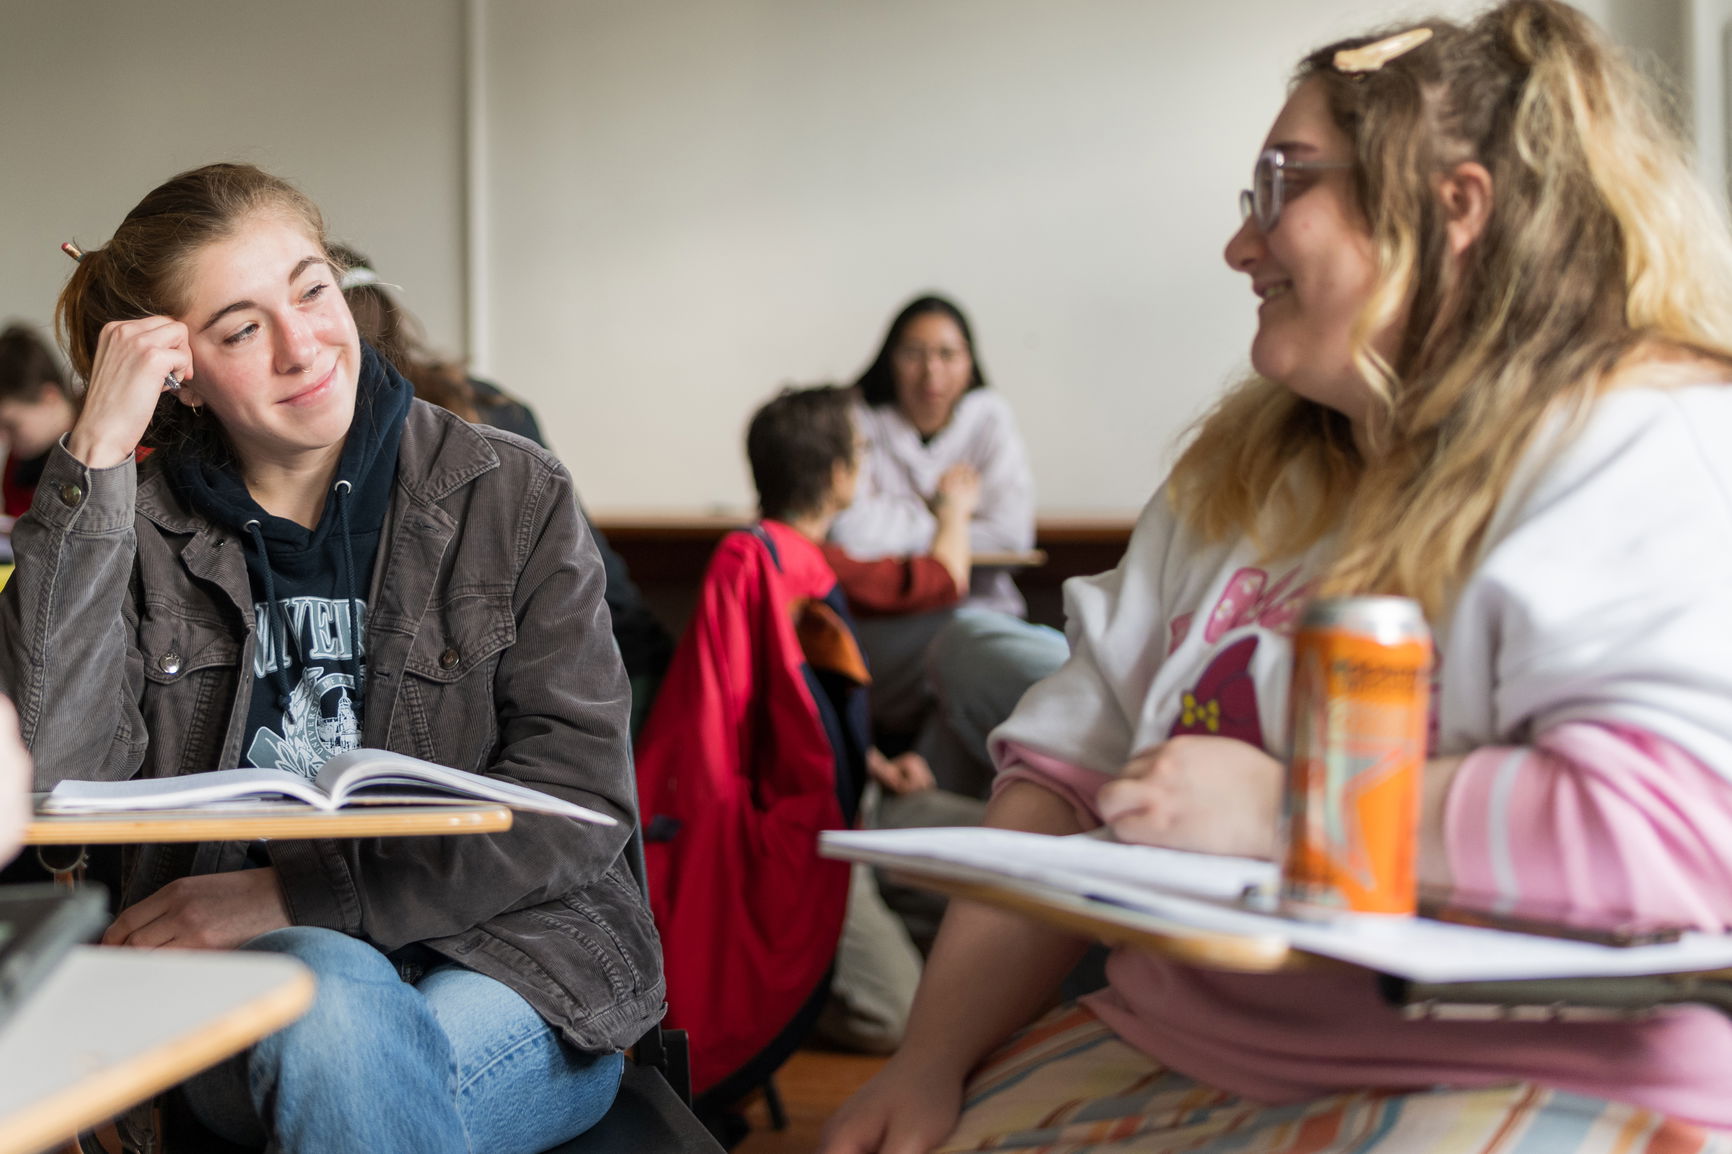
left=0, top=323, right=80, bottom=517
left=831, top=295, right=1069, bottom=803
left=334, top=246, right=673, bottom=729
left=833, top=296, right=1032, bottom=616
left=639, top=383, right=1011, bottom=1133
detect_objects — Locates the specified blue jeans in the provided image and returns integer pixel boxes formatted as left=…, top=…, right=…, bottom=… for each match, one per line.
left=916, top=609, right=1070, bottom=798
left=181, top=926, right=624, bottom=1154
left=854, top=607, right=1069, bottom=796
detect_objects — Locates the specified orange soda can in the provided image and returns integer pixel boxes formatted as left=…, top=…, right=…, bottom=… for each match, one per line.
left=1281, top=596, right=1431, bottom=917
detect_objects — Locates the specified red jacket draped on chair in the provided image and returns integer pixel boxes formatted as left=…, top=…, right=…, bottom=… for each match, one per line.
left=636, top=521, right=869, bottom=1096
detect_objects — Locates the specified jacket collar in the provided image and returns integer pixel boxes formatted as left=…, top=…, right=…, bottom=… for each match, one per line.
left=135, top=399, right=501, bottom=533
left=391, top=399, right=501, bottom=507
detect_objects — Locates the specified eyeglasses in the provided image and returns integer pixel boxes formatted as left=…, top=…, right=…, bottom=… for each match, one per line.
left=1238, top=147, right=1352, bottom=233
left=892, top=344, right=968, bottom=367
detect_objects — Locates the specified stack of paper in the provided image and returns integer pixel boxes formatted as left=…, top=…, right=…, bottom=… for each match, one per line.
left=820, top=827, right=1732, bottom=983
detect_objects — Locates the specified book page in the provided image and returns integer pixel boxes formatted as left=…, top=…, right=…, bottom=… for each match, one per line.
left=821, top=828, right=1732, bottom=983
left=40, top=767, right=332, bottom=813
left=316, top=749, right=617, bottom=826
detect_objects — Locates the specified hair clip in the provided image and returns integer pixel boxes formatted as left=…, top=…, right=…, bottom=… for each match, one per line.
left=339, top=265, right=380, bottom=291
left=60, top=241, right=85, bottom=263
left=1333, top=27, right=1432, bottom=74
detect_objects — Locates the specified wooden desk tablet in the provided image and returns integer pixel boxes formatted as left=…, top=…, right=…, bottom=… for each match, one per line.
left=25, top=800, right=513, bottom=845
left=0, top=946, right=314, bottom=1154
left=971, top=549, right=1049, bottom=569
left=590, top=509, right=1138, bottom=633
left=898, top=870, right=1296, bottom=972
left=830, top=829, right=1732, bottom=993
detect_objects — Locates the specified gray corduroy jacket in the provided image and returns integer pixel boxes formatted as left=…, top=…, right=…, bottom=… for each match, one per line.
left=0, top=400, right=663, bottom=1052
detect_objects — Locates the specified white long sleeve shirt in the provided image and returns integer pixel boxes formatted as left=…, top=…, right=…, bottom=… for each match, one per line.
left=829, top=390, right=1036, bottom=615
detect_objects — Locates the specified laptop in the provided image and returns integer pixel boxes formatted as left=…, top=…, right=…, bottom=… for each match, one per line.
left=0, top=883, right=109, bottom=1031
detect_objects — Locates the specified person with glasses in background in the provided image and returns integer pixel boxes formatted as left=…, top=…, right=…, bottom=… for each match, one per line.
left=830, top=296, right=1069, bottom=809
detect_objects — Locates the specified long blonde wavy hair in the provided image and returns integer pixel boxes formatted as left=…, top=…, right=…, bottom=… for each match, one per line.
left=1168, top=0, right=1732, bottom=621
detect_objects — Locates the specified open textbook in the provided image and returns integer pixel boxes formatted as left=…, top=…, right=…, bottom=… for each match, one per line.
left=820, top=827, right=1732, bottom=984
left=40, top=749, right=616, bottom=825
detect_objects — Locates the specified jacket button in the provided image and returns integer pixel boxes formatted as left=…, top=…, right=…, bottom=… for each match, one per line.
left=157, top=651, right=183, bottom=676
left=439, top=647, right=460, bottom=670
left=58, top=483, right=83, bottom=507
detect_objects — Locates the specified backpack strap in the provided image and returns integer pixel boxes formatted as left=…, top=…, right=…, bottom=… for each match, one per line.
left=743, top=524, right=783, bottom=572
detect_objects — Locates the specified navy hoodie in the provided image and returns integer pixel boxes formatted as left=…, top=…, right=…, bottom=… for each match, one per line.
left=168, top=344, right=413, bottom=778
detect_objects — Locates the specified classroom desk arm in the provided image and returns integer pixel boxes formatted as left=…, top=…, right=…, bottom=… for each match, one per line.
left=1381, top=970, right=1732, bottom=1021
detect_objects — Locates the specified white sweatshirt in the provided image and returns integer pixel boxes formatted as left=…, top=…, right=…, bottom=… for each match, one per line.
left=829, top=390, right=1036, bottom=616
left=989, top=383, right=1732, bottom=1124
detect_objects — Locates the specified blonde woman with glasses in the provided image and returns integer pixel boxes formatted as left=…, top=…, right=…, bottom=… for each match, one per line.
left=823, top=2, right=1732, bottom=1151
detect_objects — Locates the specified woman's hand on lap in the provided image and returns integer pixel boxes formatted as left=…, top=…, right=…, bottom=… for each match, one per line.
left=819, top=1056, right=963, bottom=1154
left=102, top=866, right=291, bottom=950
left=1098, top=735, right=1284, bottom=859
left=67, top=317, right=192, bottom=468
left=866, top=747, right=937, bottom=795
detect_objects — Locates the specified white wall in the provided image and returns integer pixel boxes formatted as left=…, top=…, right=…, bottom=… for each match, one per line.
left=0, top=1, right=1699, bottom=517
left=480, top=0, right=1689, bottom=517
left=0, top=0, right=468, bottom=364
left=1681, top=0, right=1732, bottom=196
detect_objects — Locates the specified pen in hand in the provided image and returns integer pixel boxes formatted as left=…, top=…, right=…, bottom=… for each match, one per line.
left=61, top=240, right=181, bottom=392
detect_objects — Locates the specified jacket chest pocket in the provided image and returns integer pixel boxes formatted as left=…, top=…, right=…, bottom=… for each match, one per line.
left=137, top=608, right=244, bottom=776
left=397, top=591, right=516, bottom=770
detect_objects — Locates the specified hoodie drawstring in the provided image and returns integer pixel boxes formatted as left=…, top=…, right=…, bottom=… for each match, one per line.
left=243, top=477, right=367, bottom=716
left=244, top=518, right=297, bottom=712
left=332, top=479, right=366, bottom=701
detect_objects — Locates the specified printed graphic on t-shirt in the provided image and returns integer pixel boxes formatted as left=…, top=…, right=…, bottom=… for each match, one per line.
left=246, top=597, right=365, bottom=778
left=1168, top=565, right=1313, bottom=655
left=1164, top=566, right=1315, bottom=748
left=1168, top=635, right=1266, bottom=747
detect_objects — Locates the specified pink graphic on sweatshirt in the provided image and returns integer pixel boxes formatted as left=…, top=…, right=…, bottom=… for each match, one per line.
left=1168, top=612, right=1195, bottom=655
left=1169, top=636, right=1265, bottom=747
left=1167, top=566, right=1314, bottom=655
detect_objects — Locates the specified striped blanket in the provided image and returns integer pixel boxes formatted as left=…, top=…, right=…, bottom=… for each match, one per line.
left=938, top=1005, right=1729, bottom=1154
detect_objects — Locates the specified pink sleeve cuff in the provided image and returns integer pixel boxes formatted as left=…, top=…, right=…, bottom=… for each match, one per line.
left=1444, top=745, right=1522, bottom=906
left=1445, top=722, right=1732, bottom=930
left=992, top=741, right=1116, bottom=828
